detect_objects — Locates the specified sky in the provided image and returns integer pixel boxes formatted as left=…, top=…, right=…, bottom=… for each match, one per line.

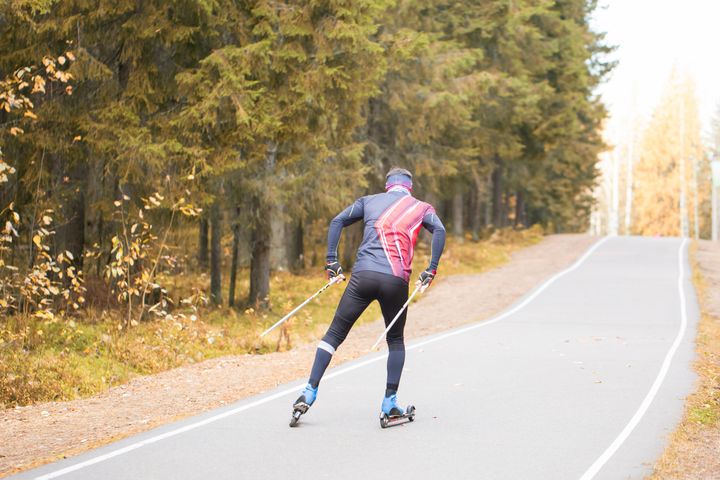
left=591, top=0, right=720, bottom=147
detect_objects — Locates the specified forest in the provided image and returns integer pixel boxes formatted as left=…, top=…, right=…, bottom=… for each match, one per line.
left=0, top=0, right=611, bottom=403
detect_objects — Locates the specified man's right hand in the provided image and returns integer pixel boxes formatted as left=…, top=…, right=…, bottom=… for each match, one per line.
left=325, top=261, right=344, bottom=280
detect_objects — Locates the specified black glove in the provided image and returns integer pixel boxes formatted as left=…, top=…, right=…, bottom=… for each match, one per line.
left=418, top=268, right=436, bottom=287
left=325, top=260, right=343, bottom=279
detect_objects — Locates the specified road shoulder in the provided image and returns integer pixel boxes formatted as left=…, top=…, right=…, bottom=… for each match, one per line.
left=650, top=240, right=720, bottom=479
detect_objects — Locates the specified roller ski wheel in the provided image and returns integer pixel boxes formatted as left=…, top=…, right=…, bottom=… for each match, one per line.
left=379, top=405, right=416, bottom=429
left=289, top=401, right=310, bottom=427
left=289, top=383, right=317, bottom=428
left=289, top=401, right=310, bottom=428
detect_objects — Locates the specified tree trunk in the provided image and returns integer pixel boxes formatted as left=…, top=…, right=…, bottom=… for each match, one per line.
left=287, top=219, right=305, bottom=272
left=198, top=218, right=209, bottom=270
left=342, top=222, right=362, bottom=269
left=502, top=191, right=511, bottom=227
left=491, top=156, right=504, bottom=228
left=452, top=191, right=464, bottom=242
left=515, top=190, right=526, bottom=228
left=209, top=200, right=222, bottom=305
left=95, top=214, right=104, bottom=276
left=270, top=203, right=288, bottom=270
left=470, top=186, right=481, bottom=241
left=248, top=142, right=276, bottom=309
left=440, top=199, right=451, bottom=226
left=228, top=213, right=240, bottom=307
left=470, top=169, right=487, bottom=242
left=56, top=163, right=86, bottom=273
left=484, top=173, right=492, bottom=228
left=86, top=155, right=106, bottom=276
left=249, top=206, right=271, bottom=308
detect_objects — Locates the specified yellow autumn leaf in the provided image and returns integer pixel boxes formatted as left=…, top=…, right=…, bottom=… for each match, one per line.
left=32, top=234, right=42, bottom=247
left=32, top=76, right=46, bottom=94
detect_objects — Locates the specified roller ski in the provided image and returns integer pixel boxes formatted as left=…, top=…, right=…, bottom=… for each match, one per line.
left=379, top=393, right=415, bottom=429
left=290, top=383, right=317, bottom=427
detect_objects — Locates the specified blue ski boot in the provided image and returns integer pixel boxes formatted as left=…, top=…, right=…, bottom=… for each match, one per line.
left=379, top=393, right=415, bottom=428
left=290, top=383, right=317, bottom=427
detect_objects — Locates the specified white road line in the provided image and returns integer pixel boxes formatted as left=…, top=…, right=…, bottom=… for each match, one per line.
left=578, top=238, right=689, bottom=480
left=34, top=236, right=610, bottom=480
left=33, top=385, right=308, bottom=480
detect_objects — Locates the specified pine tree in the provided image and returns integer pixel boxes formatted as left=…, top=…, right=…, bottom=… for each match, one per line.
left=174, top=0, right=389, bottom=307
left=518, top=0, right=611, bottom=231
left=0, top=0, right=213, bottom=268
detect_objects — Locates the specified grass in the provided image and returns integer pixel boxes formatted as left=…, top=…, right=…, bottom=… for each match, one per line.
left=649, top=241, right=720, bottom=478
left=0, top=226, right=543, bottom=407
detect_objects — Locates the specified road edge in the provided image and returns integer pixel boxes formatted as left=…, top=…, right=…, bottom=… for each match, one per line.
left=648, top=240, right=720, bottom=478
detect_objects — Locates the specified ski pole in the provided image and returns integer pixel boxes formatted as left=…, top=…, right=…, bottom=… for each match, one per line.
left=370, top=283, right=422, bottom=351
left=260, top=275, right=345, bottom=338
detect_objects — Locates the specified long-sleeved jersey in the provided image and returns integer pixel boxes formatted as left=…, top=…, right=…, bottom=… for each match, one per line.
left=326, top=189, right=446, bottom=282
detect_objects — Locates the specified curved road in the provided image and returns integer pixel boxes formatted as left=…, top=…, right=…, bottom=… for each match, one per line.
left=12, top=236, right=699, bottom=480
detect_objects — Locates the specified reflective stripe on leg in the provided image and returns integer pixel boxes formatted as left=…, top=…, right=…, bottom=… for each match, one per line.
left=318, top=340, right=336, bottom=355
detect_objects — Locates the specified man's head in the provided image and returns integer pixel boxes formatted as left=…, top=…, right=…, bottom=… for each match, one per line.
left=385, top=167, right=413, bottom=191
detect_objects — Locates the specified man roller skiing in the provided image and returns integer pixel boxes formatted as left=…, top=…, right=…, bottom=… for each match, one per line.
left=290, top=167, right=446, bottom=427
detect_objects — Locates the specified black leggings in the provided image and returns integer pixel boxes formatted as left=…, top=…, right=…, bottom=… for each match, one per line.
left=308, top=270, right=409, bottom=395
left=324, top=270, right=408, bottom=349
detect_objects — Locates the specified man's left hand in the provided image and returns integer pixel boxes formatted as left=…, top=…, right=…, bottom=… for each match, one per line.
left=415, top=268, right=436, bottom=293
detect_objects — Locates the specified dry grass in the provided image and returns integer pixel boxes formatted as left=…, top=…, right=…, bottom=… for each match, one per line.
left=649, top=241, right=720, bottom=479
left=0, top=227, right=543, bottom=407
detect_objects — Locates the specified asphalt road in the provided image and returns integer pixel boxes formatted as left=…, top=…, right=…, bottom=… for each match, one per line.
left=13, top=236, right=699, bottom=480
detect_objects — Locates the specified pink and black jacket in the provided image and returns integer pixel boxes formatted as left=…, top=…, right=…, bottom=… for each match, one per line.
left=326, top=188, right=446, bottom=283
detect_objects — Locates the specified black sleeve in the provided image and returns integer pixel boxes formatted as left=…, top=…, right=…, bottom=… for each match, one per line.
left=326, top=197, right=365, bottom=262
left=421, top=211, right=446, bottom=271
